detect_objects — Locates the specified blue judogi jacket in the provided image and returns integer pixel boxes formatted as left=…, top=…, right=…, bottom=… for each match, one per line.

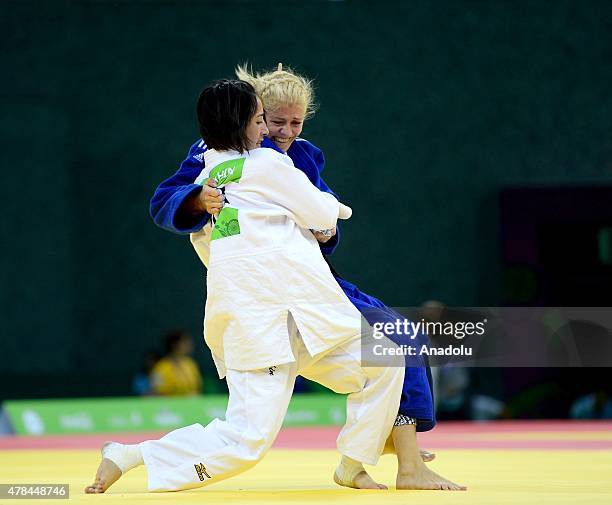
left=150, top=137, right=340, bottom=255
left=150, top=136, right=435, bottom=431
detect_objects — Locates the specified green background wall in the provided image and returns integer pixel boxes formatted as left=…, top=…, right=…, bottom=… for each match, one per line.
left=2, top=0, right=611, bottom=398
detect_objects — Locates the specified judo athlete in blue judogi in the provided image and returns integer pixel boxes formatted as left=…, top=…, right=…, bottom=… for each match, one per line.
left=149, top=65, right=465, bottom=491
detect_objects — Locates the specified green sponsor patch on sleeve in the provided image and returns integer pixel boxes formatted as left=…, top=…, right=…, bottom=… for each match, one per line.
left=211, top=207, right=240, bottom=241
left=205, top=158, right=245, bottom=186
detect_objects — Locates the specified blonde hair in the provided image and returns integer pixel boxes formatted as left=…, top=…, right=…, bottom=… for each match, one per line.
left=235, top=62, right=317, bottom=119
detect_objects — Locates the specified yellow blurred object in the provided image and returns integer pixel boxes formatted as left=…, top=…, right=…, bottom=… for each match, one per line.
left=150, top=356, right=203, bottom=396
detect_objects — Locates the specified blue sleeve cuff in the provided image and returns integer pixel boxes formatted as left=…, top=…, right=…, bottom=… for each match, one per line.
left=320, top=224, right=341, bottom=256
left=170, top=185, right=211, bottom=233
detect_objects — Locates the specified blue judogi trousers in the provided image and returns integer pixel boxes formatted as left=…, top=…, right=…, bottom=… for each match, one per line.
left=335, top=277, right=436, bottom=432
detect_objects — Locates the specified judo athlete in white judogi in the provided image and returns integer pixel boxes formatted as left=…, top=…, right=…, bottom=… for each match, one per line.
left=85, top=79, right=403, bottom=494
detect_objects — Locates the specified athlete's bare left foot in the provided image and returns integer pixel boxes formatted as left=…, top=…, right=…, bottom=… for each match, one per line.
left=84, top=457, right=122, bottom=494
left=84, top=443, right=126, bottom=494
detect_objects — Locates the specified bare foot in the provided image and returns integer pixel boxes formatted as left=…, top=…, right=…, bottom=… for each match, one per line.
left=84, top=456, right=122, bottom=494
left=334, top=469, right=387, bottom=490
left=392, top=424, right=460, bottom=490
left=396, top=465, right=466, bottom=491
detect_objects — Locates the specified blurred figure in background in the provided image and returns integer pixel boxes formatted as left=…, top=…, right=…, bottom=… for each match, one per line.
left=132, top=350, right=161, bottom=396
left=571, top=390, right=612, bottom=419
left=150, top=330, right=203, bottom=396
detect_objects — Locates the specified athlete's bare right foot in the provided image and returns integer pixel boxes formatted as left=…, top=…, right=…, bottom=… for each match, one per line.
left=84, top=442, right=125, bottom=494
left=396, top=464, right=466, bottom=491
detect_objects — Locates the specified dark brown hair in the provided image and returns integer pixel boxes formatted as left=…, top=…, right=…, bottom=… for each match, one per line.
left=197, top=79, right=258, bottom=153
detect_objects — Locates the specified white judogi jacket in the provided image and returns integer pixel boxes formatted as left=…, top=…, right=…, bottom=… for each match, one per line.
left=190, top=147, right=361, bottom=377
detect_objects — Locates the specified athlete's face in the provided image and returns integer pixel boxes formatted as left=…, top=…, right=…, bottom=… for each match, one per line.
left=265, top=104, right=305, bottom=152
left=245, top=98, right=269, bottom=150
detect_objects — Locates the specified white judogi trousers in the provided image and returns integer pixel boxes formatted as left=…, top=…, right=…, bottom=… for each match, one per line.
left=139, top=318, right=404, bottom=492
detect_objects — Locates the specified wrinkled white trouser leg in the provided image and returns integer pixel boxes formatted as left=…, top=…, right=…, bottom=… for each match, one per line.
left=140, top=364, right=296, bottom=492
left=299, top=336, right=405, bottom=465
left=139, top=322, right=403, bottom=491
